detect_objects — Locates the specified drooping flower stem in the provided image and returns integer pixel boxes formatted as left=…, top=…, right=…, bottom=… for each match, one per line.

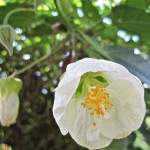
left=9, top=51, right=50, bottom=77
left=3, top=8, right=35, bottom=25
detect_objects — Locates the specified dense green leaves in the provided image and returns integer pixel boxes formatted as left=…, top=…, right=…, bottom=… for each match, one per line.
left=104, top=138, right=128, bottom=150
left=126, top=0, right=150, bottom=10
left=111, top=6, right=150, bottom=43
left=104, top=46, right=150, bottom=84
left=55, top=0, right=77, bottom=29
left=0, top=3, right=35, bottom=28
left=81, top=0, right=100, bottom=23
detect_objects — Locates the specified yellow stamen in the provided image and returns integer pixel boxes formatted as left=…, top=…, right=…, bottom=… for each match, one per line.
left=81, top=85, right=114, bottom=117
left=93, top=122, right=97, bottom=126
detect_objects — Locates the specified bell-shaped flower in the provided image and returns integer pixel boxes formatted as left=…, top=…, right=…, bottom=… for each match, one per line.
left=0, top=77, right=22, bottom=127
left=53, top=58, right=146, bottom=149
left=0, top=25, right=17, bottom=56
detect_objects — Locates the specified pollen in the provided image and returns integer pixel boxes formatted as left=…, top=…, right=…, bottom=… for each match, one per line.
left=81, top=85, right=114, bottom=117
left=93, top=122, right=97, bottom=126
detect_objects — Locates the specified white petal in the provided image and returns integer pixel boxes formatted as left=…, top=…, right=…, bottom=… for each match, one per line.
left=65, top=99, right=112, bottom=149
left=100, top=77, right=145, bottom=139
left=57, top=58, right=110, bottom=88
left=0, top=92, right=19, bottom=126
left=100, top=59, right=129, bottom=73
left=53, top=58, right=145, bottom=146
left=57, top=58, right=129, bottom=89
left=101, top=71, right=131, bottom=85
left=53, top=78, right=80, bottom=135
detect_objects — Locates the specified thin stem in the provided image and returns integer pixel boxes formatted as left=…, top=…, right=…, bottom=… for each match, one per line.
left=71, top=31, right=77, bottom=61
left=85, top=19, right=103, bottom=34
left=75, top=33, right=85, bottom=43
left=71, top=31, right=76, bottom=52
left=3, top=8, right=35, bottom=25
left=10, top=51, right=50, bottom=77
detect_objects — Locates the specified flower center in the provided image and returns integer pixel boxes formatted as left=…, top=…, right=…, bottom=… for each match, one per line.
left=81, top=85, right=114, bottom=117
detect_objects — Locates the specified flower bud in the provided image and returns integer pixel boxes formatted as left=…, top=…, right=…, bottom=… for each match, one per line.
left=0, top=77, right=22, bottom=127
left=0, top=25, right=17, bottom=56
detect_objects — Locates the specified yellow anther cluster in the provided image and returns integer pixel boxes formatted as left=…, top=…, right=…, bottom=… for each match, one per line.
left=81, top=85, right=114, bottom=116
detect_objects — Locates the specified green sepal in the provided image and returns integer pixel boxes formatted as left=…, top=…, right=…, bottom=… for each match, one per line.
left=0, top=24, right=17, bottom=56
left=0, top=77, right=22, bottom=99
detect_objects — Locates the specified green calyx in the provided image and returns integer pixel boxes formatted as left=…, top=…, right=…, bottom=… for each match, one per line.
left=74, top=72, right=108, bottom=99
left=0, top=77, right=22, bottom=99
left=0, top=25, right=17, bottom=56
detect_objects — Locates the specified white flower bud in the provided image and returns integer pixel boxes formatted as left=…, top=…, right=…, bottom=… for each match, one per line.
left=0, top=78, right=22, bottom=127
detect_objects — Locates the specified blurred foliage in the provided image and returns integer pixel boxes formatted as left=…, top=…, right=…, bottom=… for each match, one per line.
left=0, top=0, right=150, bottom=149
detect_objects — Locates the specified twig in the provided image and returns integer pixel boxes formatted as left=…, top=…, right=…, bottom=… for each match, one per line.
left=9, top=51, right=50, bottom=77
left=85, top=19, right=103, bottom=34
left=71, top=31, right=77, bottom=60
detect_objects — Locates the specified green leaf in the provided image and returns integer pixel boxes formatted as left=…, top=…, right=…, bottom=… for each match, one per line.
left=56, top=0, right=74, bottom=17
left=102, top=138, right=128, bottom=150
left=134, top=131, right=150, bottom=150
left=104, top=46, right=150, bottom=84
left=31, top=24, right=52, bottom=36
left=56, top=0, right=76, bottom=28
left=99, top=26, right=118, bottom=40
left=126, top=0, right=150, bottom=10
left=81, top=0, right=100, bottom=22
left=111, top=6, right=150, bottom=43
left=79, top=31, right=112, bottom=60
left=0, top=3, right=35, bottom=28
left=140, top=121, right=150, bottom=145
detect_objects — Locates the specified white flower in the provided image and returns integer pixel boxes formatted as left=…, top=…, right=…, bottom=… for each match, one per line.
left=53, top=58, right=146, bottom=149
left=0, top=77, right=22, bottom=127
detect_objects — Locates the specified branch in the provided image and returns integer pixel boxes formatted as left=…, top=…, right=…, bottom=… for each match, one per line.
left=9, top=51, right=50, bottom=77
left=85, top=19, right=103, bottom=34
